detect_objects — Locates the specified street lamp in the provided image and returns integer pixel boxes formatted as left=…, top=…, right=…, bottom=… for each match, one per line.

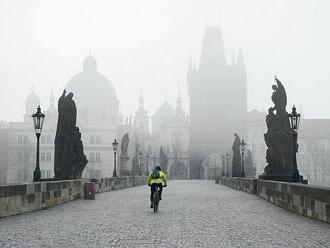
left=139, top=151, right=143, bottom=176
left=288, top=105, right=301, bottom=181
left=153, top=155, right=156, bottom=167
left=240, top=139, right=246, bottom=178
left=226, top=152, right=229, bottom=177
left=112, top=139, right=119, bottom=177
left=146, top=153, right=149, bottom=176
left=31, top=105, right=45, bottom=182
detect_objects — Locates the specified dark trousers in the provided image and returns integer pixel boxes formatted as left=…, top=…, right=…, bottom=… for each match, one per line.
left=150, top=183, right=163, bottom=202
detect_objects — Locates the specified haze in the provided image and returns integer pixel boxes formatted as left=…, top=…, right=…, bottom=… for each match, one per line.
left=0, top=0, right=329, bottom=121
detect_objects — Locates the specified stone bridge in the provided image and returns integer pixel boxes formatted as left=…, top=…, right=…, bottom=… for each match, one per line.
left=0, top=180, right=329, bottom=248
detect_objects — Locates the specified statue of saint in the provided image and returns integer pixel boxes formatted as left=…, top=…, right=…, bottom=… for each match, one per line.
left=120, top=133, right=129, bottom=158
left=232, top=133, right=241, bottom=177
left=266, top=107, right=276, bottom=131
left=271, top=76, right=287, bottom=114
left=54, top=89, right=87, bottom=179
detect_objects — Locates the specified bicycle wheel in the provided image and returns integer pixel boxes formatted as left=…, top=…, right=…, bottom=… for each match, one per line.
left=153, top=191, right=159, bottom=212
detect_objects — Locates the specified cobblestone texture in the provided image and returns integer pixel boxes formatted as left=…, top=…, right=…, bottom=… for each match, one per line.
left=0, top=180, right=329, bottom=248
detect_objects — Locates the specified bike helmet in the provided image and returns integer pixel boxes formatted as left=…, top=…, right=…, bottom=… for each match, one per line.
left=155, top=166, right=162, bottom=171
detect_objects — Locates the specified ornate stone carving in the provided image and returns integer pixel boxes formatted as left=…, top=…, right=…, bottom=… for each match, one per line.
left=259, top=77, right=303, bottom=182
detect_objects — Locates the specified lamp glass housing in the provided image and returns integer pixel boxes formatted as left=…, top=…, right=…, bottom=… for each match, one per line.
left=31, top=106, right=45, bottom=135
left=289, top=105, right=301, bottom=131
left=112, top=139, right=119, bottom=152
left=240, top=139, right=246, bottom=154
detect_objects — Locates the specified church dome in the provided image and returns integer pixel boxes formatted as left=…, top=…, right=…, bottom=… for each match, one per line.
left=66, top=55, right=117, bottom=100
left=65, top=55, right=119, bottom=123
left=25, top=90, right=40, bottom=106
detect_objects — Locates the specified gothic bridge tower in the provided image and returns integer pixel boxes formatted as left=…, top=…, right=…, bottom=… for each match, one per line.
left=187, top=25, right=247, bottom=178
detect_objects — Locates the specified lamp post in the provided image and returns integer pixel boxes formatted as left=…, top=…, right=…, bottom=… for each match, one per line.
left=226, top=152, right=229, bottom=177
left=240, top=139, right=246, bottom=178
left=139, top=150, right=143, bottom=176
left=31, top=105, right=45, bottom=182
left=112, top=139, right=119, bottom=177
left=146, top=153, right=149, bottom=176
left=153, top=155, right=156, bottom=168
left=288, top=105, right=301, bottom=181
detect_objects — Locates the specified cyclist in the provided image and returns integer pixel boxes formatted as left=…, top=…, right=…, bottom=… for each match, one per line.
left=148, top=166, right=167, bottom=208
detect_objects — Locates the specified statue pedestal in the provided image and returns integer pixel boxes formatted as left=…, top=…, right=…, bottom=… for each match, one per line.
left=259, top=174, right=306, bottom=183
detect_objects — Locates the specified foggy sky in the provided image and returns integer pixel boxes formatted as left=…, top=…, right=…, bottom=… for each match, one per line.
left=0, top=0, right=330, bottom=122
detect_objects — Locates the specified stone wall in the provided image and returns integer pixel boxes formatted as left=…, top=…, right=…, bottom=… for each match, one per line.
left=0, top=179, right=85, bottom=218
left=257, top=180, right=330, bottom=223
left=218, top=177, right=330, bottom=224
left=219, top=177, right=257, bottom=194
left=91, top=176, right=147, bottom=193
left=0, top=176, right=147, bottom=218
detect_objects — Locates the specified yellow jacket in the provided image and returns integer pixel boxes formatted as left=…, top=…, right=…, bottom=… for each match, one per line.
left=148, top=170, right=167, bottom=186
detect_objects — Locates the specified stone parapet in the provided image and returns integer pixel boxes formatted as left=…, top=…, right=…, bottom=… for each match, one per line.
left=220, top=177, right=257, bottom=194
left=0, top=176, right=147, bottom=218
left=218, top=177, right=330, bottom=224
left=90, top=176, right=147, bottom=193
left=257, top=180, right=330, bottom=223
left=0, top=179, right=86, bottom=218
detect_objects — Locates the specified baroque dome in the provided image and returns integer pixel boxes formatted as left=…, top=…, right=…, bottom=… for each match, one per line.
left=25, top=90, right=40, bottom=106
left=65, top=55, right=119, bottom=123
left=66, top=55, right=117, bottom=101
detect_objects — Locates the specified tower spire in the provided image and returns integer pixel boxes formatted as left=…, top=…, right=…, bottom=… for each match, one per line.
left=138, top=87, right=144, bottom=111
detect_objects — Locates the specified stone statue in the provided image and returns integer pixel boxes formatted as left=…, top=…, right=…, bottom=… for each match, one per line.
left=120, top=133, right=129, bottom=157
left=54, top=89, right=88, bottom=179
left=259, top=77, right=303, bottom=182
left=119, top=133, right=130, bottom=176
left=244, top=149, right=256, bottom=178
left=131, top=139, right=142, bottom=176
left=159, top=146, right=168, bottom=174
left=232, top=133, right=241, bottom=177
left=271, top=76, right=287, bottom=114
left=266, top=107, right=276, bottom=131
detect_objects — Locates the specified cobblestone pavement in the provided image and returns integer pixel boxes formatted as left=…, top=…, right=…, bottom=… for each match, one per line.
left=0, top=180, right=330, bottom=248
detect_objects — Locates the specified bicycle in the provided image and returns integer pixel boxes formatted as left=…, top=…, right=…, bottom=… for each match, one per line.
left=152, top=185, right=161, bottom=213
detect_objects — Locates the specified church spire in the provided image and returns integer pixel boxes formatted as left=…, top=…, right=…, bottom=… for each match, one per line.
left=138, top=87, right=144, bottom=111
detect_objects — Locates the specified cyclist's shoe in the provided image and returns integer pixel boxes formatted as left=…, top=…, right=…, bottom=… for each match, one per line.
left=150, top=202, right=154, bottom=208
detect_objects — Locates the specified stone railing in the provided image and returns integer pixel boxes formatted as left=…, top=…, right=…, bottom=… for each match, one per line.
left=218, top=177, right=257, bottom=194
left=0, top=176, right=147, bottom=218
left=90, top=176, right=147, bottom=193
left=0, top=179, right=85, bottom=218
left=218, top=177, right=330, bottom=224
